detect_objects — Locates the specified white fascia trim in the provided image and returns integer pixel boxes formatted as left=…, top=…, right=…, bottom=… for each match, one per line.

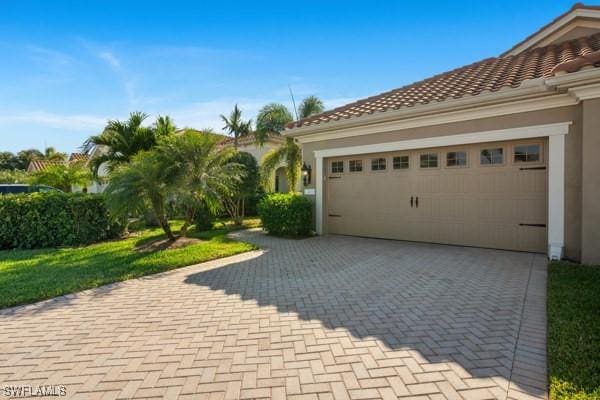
left=504, top=8, right=600, bottom=56
left=297, top=95, right=574, bottom=144
left=313, top=122, right=571, bottom=159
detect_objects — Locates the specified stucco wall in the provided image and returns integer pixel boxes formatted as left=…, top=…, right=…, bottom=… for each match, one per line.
left=581, top=99, right=600, bottom=264
left=299, top=105, right=584, bottom=261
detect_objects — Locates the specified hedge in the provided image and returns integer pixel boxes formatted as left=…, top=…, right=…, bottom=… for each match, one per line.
left=257, top=193, right=313, bottom=237
left=0, top=192, right=120, bottom=249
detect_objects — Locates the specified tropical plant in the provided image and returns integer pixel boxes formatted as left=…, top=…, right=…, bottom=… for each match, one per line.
left=298, top=95, right=324, bottom=119
left=104, top=130, right=243, bottom=240
left=256, top=97, right=324, bottom=192
left=43, top=147, right=67, bottom=162
left=30, top=162, right=92, bottom=192
left=222, top=152, right=260, bottom=225
left=220, top=104, right=252, bottom=148
left=104, top=151, right=175, bottom=239
left=156, top=130, right=243, bottom=236
left=83, top=111, right=175, bottom=177
left=255, top=103, right=294, bottom=145
left=0, top=152, right=20, bottom=170
left=15, top=149, right=44, bottom=170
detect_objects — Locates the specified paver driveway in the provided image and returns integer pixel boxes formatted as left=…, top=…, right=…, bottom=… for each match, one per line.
left=0, top=230, right=548, bottom=400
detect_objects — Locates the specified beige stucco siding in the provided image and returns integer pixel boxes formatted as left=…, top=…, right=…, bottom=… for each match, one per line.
left=300, top=105, right=584, bottom=260
left=581, top=99, right=600, bottom=264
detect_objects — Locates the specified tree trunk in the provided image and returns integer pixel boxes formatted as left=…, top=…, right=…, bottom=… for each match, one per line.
left=160, top=217, right=175, bottom=241
left=234, top=198, right=243, bottom=225
left=152, top=199, right=175, bottom=241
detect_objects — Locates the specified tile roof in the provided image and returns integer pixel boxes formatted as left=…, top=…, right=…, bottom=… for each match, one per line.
left=288, top=33, right=600, bottom=129
left=69, top=153, right=89, bottom=163
left=27, top=160, right=66, bottom=172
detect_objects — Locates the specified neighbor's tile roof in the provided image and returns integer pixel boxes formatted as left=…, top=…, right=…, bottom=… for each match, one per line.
left=288, top=33, right=600, bottom=129
left=27, top=160, right=65, bottom=172
left=69, top=153, right=89, bottom=163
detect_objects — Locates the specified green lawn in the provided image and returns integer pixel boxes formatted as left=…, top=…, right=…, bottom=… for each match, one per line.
left=0, top=218, right=260, bottom=309
left=548, top=262, right=600, bottom=400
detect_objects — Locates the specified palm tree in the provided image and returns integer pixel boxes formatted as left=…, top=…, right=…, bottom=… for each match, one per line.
left=298, top=96, right=324, bottom=119
left=220, top=105, right=252, bottom=148
left=104, top=150, right=175, bottom=240
left=43, top=147, right=67, bottom=162
left=156, top=130, right=243, bottom=236
left=83, top=111, right=175, bottom=177
left=256, top=97, right=324, bottom=192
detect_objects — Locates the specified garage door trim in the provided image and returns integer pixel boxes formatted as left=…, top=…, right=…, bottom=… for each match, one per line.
left=313, top=122, right=570, bottom=260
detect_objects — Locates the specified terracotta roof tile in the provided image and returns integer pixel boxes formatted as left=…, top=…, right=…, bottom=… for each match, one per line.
left=27, top=160, right=65, bottom=172
left=288, top=33, right=600, bottom=129
left=69, top=153, right=89, bottom=163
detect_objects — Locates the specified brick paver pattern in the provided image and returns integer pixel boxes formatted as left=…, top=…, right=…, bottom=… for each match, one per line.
left=0, top=230, right=548, bottom=399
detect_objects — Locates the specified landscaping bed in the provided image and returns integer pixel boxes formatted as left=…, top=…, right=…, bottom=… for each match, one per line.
left=0, top=219, right=260, bottom=309
left=548, top=261, right=600, bottom=400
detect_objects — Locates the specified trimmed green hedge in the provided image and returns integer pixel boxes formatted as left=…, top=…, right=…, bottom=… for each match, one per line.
left=257, top=193, right=312, bottom=237
left=0, top=192, right=120, bottom=249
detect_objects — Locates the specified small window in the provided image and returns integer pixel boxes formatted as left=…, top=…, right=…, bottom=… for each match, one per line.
left=371, top=158, right=386, bottom=171
left=514, top=144, right=541, bottom=163
left=480, top=148, right=503, bottom=165
left=446, top=151, right=467, bottom=167
left=420, top=153, right=438, bottom=168
left=393, top=155, right=409, bottom=170
left=331, top=160, right=344, bottom=173
left=349, top=159, right=363, bottom=172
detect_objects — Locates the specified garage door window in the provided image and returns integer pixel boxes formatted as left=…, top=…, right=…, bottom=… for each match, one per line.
left=446, top=151, right=467, bottom=167
left=349, top=159, right=363, bottom=172
left=371, top=158, right=386, bottom=171
left=514, top=144, right=541, bottom=163
left=420, top=153, right=438, bottom=168
left=393, top=155, right=409, bottom=170
left=331, top=161, right=344, bottom=173
left=480, top=148, right=503, bottom=165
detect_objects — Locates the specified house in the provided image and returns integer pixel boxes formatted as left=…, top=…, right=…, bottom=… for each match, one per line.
left=285, top=3, right=600, bottom=264
left=27, top=152, right=106, bottom=193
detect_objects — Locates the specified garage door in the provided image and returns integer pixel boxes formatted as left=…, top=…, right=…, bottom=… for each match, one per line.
left=326, top=139, right=548, bottom=253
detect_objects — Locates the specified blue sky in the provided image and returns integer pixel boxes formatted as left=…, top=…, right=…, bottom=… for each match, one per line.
left=0, top=0, right=577, bottom=153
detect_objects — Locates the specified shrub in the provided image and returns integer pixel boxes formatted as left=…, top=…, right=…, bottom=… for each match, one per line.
left=193, top=201, right=216, bottom=231
left=257, top=193, right=312, bottom=237
left=0, top=192, right=120, bottom=249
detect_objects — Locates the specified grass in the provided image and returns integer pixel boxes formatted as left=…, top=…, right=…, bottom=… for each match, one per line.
left=548, top=262, right=600, bottom=400
left=0, top=218, right=261, bottom=309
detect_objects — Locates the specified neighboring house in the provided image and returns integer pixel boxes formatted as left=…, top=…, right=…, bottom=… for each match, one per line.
left=221, top=134, right=300, bottom=193
left=85, top=146, right=109, bottom=194
left=285, top=4, right=600, bottom=264
left=27, top=151, right=107, bottom=193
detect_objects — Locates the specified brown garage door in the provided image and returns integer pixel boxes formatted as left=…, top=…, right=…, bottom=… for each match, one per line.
left=326, top=139, right=548, bottom=253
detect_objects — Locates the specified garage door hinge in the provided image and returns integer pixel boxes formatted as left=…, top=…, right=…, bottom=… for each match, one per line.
left=519, top=166, right=546, bottom=171
left=519, top=223, right=546, bottom=227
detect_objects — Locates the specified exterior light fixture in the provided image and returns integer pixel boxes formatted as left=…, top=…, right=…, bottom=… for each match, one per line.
left=301, top=162, right=312, bottom=186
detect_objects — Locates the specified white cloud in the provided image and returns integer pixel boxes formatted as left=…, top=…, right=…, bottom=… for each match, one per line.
left=98, top=51, right=121, bottom=70
left=0, top=111, right=108, bottom=131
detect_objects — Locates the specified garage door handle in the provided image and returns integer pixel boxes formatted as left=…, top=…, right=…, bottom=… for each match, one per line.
left=410, top=196, right=413, bottom=207
left=416, top=196, right=419, bottom=208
